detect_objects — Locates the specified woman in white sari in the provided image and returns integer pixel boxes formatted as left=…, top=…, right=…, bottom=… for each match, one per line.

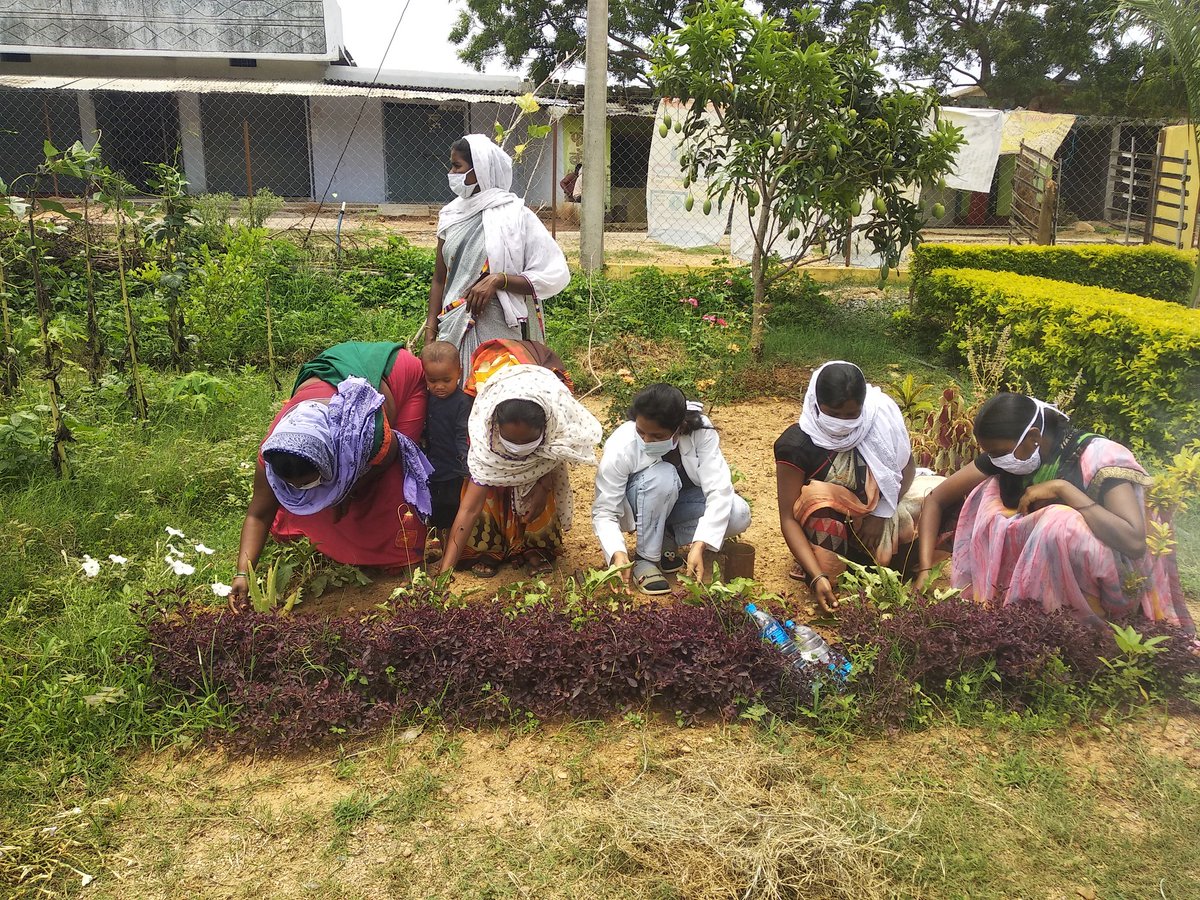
left=424, top=135, right=571, bottom=378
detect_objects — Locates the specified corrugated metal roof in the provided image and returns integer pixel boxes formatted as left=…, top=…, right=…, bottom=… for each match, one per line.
left=0, top=73, right=571, bottom=106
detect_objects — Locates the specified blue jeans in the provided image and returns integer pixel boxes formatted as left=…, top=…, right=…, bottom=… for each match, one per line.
left=625, top=462, right=710, bottom=562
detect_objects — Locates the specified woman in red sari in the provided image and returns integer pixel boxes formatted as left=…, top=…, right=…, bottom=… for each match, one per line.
left=230, top=342, right=428, bottom=607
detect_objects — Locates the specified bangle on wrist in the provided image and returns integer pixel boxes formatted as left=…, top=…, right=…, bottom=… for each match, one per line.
left=502, top=273, right=510, bottom=290
left=809, top=572, right=830, bottom=587
left=235, top=571, right=248, bottom=579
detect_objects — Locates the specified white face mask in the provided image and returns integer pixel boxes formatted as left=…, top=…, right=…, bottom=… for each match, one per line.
left=640, top=434, right=679, bottom=460
left=292, top=475, right=323, bottom=491
left=988, top=406, right=1044, bottom=476
left=818, top=411, right=862, bottom=439
left=448, top=170, right=475, bottom=199
left=499, top=433, right=542, bottom=457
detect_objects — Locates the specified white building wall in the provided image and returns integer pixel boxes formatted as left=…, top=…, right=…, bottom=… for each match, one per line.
left=76, top=90, right=98, bottom=148
left=310, top=94, right=385, bottom=204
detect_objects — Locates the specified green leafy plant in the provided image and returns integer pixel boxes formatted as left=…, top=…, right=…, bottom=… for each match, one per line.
left=0, top=407, right=52, bottom=477
left=143, top=161, right=198, bottom=367
left=246, top=557, right=304, bottom=614
left=651, top=0, right=963, bottom=356
left=1098, top=623, right=1170, bottom=702
left=238, top=188, right=283, bottom=231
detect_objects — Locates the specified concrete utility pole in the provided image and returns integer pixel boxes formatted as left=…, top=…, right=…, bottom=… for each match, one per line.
left=580, top=0, right=608, bottom=272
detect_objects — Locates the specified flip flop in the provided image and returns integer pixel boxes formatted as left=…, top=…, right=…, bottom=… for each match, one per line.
left=788, top=561, right=807, bottom=582
left=525, top=551, right=555, bottom=577
left=470, top=560, right=499, bottom=578
left=631, top=559, right=671, bottom=595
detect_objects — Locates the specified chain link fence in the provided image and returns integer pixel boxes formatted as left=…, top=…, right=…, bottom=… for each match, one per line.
left=0, top=84, right=1195, bottom=262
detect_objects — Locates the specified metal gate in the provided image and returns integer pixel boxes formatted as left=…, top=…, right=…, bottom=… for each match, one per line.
left=1105, top=132, right=1195, bottom=249
left=1008, top=141, right=1061, bottom=245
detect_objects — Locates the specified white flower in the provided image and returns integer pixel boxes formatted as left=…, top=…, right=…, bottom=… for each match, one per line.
left=166, top=544, right=184, bottom=559
left=108, top=554, right=128, bottom=565
left=239, top=462, right=252, bottom=470
left=166, top=527, right=186, bottom=538
left=194, top=543, right=215, bottom=555
left=211, top=582, right=233, bottom=598
left=166, top=557, right=195, bottom=577
left=80, top=555, right=100, bottom=578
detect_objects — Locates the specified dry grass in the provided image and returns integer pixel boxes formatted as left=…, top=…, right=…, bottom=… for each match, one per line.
left=571, top=746, right=912, bottom=900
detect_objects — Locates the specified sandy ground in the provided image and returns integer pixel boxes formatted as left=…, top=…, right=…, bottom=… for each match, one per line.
left=300, top=396, right=819, bottom=621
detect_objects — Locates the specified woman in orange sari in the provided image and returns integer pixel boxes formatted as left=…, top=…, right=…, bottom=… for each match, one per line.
left=435, top=339, right=602, bottom=578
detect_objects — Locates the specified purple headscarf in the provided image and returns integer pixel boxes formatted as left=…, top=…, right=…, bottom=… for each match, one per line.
left=263, top=377, right=384, bottom=515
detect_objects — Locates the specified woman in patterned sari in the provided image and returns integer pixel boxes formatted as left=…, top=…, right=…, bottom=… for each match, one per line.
left=434, top=339, right=603, bottom=578
left=915, top=393, right=1193, bottom=632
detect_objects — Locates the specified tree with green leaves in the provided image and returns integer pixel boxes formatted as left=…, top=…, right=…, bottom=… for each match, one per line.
left=0, top=199, right=19, bottom=396
left=652, top=1, right=962, bottom=357
left=829, top=0, right=1185, bottom=115
left=1119, top=0, right=1200, bottom=307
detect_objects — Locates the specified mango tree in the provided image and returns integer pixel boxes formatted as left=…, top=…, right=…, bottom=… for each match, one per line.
left=651, top=1, right=963, bottom=357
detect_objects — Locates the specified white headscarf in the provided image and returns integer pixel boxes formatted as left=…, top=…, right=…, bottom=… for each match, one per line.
left=436, top=134, right=570, bottom=326
left=799, top=361, right=912, bottom=518
left=467, top=364, right=602, bottom=529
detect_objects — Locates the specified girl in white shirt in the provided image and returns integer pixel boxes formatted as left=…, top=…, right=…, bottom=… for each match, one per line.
left=592, top=383, right=751, bottom=594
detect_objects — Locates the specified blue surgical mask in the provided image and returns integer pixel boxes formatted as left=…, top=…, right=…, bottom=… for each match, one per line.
left=640, top=434, right=678, bottom=460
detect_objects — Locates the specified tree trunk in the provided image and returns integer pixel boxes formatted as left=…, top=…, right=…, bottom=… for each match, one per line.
left=81, top=186, right=103, bottom=383
left=749, top=197, right=772, bottom=359
left=113, top=198, right=149, bottom=421
left=27, top=204, right=72, bottom=477
left=0, top=260, right=17, bottom=396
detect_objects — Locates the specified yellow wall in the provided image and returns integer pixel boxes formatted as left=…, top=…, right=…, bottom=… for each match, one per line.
left=1154, top=125, right=1199, bottom=249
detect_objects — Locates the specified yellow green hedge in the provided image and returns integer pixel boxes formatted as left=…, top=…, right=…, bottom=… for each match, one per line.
left=914, top=268, right=1200, bottom=454
left=910, top=243, right=1197, bottom=304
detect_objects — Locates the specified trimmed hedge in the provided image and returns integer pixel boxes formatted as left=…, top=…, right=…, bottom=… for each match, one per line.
left=910, top=243, right=1197, bottom=304
left=914, top=267, right=1200, bottom=454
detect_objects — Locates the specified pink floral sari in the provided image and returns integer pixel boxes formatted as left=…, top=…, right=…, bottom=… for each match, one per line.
left=952, top=437, right=1193, bottom=631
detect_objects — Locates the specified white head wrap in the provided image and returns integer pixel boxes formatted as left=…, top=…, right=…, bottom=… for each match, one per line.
left=436, top=135, right=570, bottom=326
left=799, top=361, right=913, bottom=517
left=467, top=364, right=602, bottom=529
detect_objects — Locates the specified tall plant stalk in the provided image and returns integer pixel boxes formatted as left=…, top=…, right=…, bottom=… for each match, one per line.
left=26, top=197, right=72, bottom=476
left=0, top=256, right=17, bottom=396
left=109, top=178, right=149, bottom=420
left=80, top=180, right=103, bottom=381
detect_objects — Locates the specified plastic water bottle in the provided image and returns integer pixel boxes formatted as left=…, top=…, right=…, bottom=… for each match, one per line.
left=786, top=620, right=853, bottom=681
left=745, top=603, right=791, bottom=647
left=784, top=621, right=833, bottom=664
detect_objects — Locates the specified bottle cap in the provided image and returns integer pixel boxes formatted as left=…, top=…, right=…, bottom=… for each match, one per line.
left=745, top=603, right=758, bottom=614
left=784, top=621, right=795, bottom=628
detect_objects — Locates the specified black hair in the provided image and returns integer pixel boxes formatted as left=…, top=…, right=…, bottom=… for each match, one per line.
left=421, top=340, right=461, bottom=368
left=495, top=398, right=546, bottom=431
left=814, top=363, right=867, bottom=408
left=974, top=393, right=1068, bottom=443
left=450, top=137, right=473, bottom=166
left=627, top=383, right=711, bottom=436
left=263, top=450, right=317, bottom=481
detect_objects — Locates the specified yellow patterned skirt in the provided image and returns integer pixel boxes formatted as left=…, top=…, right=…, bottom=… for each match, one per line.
left=460, top=483, right=564, bottom=565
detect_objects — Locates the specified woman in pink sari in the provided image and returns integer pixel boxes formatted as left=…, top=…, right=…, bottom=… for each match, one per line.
left=916, top=393, right=1192, bottom=631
